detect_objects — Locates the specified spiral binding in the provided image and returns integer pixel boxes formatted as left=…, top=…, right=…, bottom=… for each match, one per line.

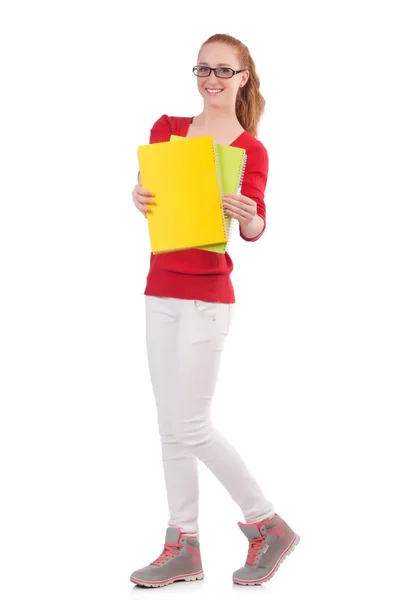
left=225, top=151, right=247, bottom=252
left=212, top=142, right=228, bottom=242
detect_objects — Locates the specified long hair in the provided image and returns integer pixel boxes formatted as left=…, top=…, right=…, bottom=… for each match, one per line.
left=200, top=34, right=265, bottom=138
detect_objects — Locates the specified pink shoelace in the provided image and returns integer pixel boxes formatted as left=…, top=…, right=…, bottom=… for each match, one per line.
left=246, top=535, right=267, bottom=565
left=151, top=542, right=182, bottom=566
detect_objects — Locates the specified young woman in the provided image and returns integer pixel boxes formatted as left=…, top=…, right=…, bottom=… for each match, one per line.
left=130, top=33, right=300, bottom=588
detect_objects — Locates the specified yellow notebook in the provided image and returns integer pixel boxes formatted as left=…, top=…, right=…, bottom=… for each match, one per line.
left=137, top=136, right=227, bottom=253
left=170, top=135, right=246, bottom=253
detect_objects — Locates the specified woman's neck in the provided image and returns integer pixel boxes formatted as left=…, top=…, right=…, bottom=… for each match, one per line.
left=194, top=107, right=241, bottom=130
left=188, top=108, right=245, bottom=145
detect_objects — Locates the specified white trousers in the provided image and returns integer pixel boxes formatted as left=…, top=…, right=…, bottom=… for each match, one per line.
left=145, top=295, right=274, bottom=536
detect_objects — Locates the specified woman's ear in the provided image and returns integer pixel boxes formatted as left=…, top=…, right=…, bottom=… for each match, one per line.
left=240, top=71, right=249, bottom=88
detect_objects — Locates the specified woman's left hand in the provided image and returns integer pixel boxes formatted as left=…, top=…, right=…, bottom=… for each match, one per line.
left=222, top=194, right=257, bottom=227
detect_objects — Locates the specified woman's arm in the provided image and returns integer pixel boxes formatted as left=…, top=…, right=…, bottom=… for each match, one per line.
left=237, top=142, right=268, bottom=242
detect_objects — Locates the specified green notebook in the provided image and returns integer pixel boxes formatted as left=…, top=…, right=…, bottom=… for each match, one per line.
left=170, top=135, right=246, bottom=253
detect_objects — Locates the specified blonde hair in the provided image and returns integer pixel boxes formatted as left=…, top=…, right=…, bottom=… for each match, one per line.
left=200, top=34, right=265, bottom=137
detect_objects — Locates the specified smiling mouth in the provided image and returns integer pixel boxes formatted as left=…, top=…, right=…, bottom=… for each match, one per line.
left=205, top=88, right=224, bottom=95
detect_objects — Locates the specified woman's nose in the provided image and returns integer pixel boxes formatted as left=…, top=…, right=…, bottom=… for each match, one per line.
left=207, top=72, right=220, bottom=85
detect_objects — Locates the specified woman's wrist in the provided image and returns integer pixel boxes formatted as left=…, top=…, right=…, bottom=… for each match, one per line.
left=240, top=215, right=265, bottom=238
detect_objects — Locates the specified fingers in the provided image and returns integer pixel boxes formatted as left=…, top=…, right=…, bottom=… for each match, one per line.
left=131, top=185, right=154, bottom=216
left=132, top=184, right=153, bottom=198
left=223, top=194, right=254, bottom=207
left=137, top=186, right=153, bottom=198
left=223, top=200, right=253, bottom=218
left=223, top=194, right=256, bottom=212
left=223, top=193, right=241, bottom=201
left=222, top=196, right=256, bottom=225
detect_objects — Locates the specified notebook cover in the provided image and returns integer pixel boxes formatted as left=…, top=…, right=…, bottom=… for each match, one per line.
left=170, top=135, right=246, bottom=253
left=138, top=136, right=227, bottom=253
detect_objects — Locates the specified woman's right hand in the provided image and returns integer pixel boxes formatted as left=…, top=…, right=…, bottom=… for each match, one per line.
left=131, top=184, right=154, bottom=217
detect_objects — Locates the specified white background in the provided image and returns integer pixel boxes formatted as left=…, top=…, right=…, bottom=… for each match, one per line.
left=1, top=1, right=396, bottom=599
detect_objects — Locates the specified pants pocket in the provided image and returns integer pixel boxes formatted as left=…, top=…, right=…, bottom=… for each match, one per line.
left=193, top=300, right=233, bottom=336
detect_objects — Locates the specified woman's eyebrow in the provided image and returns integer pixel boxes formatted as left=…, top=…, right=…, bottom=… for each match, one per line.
left=198, top=62, right=233, bottom=67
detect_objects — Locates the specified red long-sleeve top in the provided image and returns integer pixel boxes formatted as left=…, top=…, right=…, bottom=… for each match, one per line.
left=143, top=114, right=269, bottom=303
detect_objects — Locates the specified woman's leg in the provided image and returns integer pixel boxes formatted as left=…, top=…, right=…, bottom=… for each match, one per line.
left=146, top=296, right=274, bottom=536
left=173, top=299, right=274, bottom=524
left=145, top=296, right=200, bottom=536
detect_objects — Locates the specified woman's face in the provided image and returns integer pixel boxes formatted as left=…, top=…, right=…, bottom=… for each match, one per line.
left=196, top=42, right=249, bottom=108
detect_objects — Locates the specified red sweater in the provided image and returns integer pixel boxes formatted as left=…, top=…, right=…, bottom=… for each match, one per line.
left=144, top=114, right=269, bottom=303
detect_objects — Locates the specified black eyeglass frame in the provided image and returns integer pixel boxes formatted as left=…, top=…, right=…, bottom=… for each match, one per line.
left=192, top=66, right=246, bottom=79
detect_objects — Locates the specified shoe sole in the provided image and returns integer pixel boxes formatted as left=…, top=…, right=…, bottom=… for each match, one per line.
left=233, top=533, right=300, bottom=586
left=130, top=570, right=204, bottom=588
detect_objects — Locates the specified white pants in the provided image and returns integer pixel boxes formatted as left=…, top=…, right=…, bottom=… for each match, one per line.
left=145, top=295, right=274, bottom=536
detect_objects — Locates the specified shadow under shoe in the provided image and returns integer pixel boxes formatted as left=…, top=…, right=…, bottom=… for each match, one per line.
left=130, top=526, right=204, bottom=588
left=233, top=513, right=300, bottom=585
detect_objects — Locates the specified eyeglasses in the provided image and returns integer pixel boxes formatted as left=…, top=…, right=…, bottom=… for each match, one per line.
left=192, top=66, right=245, bottom=79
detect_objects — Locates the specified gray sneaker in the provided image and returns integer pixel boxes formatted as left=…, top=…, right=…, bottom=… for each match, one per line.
left=130, top=527, right=204, bottom=588
left=233, top=514, right=300, bottom=585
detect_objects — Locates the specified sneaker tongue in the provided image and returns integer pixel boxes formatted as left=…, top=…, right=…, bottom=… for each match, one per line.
left=238, top=523, right=263, bottom=541
left=165, top=527, right=181, bottom=544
